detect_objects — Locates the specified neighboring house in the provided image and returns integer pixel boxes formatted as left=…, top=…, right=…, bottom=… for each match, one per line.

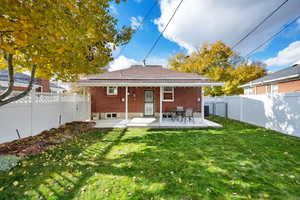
left=78, top=65, right=222, bottom=122
left=0, top=70, right=65, bottom=93
left=240, top=64, right=300, bottom=95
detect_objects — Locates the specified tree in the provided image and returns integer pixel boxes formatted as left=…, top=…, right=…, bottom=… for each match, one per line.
left=167, top=52, right=188, bottom=71
left=0, top=0, right=132, bottom=106
left=223, top=62, right=266, bottom=95
left=168, top=41, right=266, bottom=96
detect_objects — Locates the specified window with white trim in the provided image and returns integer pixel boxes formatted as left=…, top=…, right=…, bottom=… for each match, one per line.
left=271, top=84, right=278, bottom=94
left=163, top=87, right=174, bottom=102
left=106, top=113, right=117, bottom=118
left=244, top=88, right=253, bottom=95
left=107, top=86, right=118, bottom=95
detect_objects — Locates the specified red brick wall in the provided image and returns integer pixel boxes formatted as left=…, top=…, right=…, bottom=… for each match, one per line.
left=255, top=85, right=266, bottom=94
left=278, top=80, right=300, bottom=93
left=12, top=86, right=27, bottom=91
left=161, top=87, right=201, bottom=112
left=90, top=87, right=125, bottom=113
left=36, top=78, right=51, bottom=92
left=250, top=80, right=300, bottom=94
left=90, top=87, right=202, bottom=113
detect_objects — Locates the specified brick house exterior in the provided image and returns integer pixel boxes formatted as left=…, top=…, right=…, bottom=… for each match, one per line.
left=241, top=64, right=300, bottom=95
left=36, top=78, right=52, bottom=93
left=78, top=65, right=222, bottom=121
left=90, top=86, right=202, bottom=118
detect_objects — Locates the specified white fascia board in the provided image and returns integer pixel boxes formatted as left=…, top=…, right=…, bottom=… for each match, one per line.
left=84, top=77, right=210, bottom=80
left=239, top=74, right=300, bottom=88
left=76, top=82, right=224, bottom=87
left=50, top=87, right=65, bottom=91
left=262, top=74, right=299, bottom=84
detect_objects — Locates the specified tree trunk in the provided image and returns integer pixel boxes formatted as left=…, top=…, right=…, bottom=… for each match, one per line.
left=0, top=53, right=14, bottom=100
left=0, top=62, right=37, bottom=107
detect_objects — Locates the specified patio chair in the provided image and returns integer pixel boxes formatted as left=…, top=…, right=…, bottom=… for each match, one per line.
left=170, top=111, right=177, bottom=121
left=176, top=106, right=184, bottom=121
left=184, top=108, right=194, bottom=123
left=176, top=106, right=184, bottom=111
left=163, top=112, right=173, bottom=120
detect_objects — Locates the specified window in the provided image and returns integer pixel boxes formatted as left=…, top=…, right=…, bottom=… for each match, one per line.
left=271, top=84, right=278, bottom=94
left=244, top=88, right=253, bottom=95
left=107, top=86, right=118, bottom=95
left=163, top=87, right=174, bottom=102
left=106, top=113, right=117, bottom=119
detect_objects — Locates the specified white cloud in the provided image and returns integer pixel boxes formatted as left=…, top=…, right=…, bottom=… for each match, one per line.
left=264, top=41, right=300, bottom=66
left=146, top=57, right=168, bottom=67
left=108, top=55, right=167, bottom=71
left=154, top=0, right=300, bottom=55
left=109, top=5, right=118, bottom=16
left=130, top=16, right=143, bottom=30
left=108, top=56, right=141, bottom=71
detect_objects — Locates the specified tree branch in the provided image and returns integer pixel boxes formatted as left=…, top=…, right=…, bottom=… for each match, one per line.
left=0, top=53, right=14, bottom=100
left=0, top=65, right=37, bottom=107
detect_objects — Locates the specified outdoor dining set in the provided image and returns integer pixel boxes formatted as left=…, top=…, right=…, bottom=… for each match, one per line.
left=163, top=106, right=199, bottom=123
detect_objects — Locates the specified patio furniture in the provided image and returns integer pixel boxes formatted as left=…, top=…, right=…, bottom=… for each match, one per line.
left=177, top=106, right=184, bottom=111
left=184, top=108, right=194, bottom=123
left=170, top=111, right=177, bottom=121
left=169, top=107, right=185, bottom=121
left=163, top=112, right=173, bottom=120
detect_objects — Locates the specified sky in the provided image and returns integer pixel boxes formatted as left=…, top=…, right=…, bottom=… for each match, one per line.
left=108, top=0, right=300, bottom=72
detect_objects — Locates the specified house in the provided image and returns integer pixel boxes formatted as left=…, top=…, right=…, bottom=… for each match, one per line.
left=0, top=70, right=66, bottom=93
left=240, top=64, right=300, bottom=95
left=78, top=65, right=223, bottom=125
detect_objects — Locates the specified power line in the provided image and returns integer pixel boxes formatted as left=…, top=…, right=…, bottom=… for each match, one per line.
left=143, top=0, right=184, bottom=64
left=245, top=15, right=300, bottom=58
left=232, top=0, right=289, bottom=49
left=116, top=0, right=158, bottom=58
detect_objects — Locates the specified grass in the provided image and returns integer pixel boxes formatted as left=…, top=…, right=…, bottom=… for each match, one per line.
left=0, top=116, right=299, bottom=200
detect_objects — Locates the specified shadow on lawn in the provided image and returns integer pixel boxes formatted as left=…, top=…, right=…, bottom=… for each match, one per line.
left=0, top=118, right=299, bottom=200
left=45, top=128, right=128, bottom=200
left=0, top=128, right=126, bottom=200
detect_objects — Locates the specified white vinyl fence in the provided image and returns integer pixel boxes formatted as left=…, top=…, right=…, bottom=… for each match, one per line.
left=205, top=92, right=300, bottom=137
left=0, top=92, right=91, bottom=143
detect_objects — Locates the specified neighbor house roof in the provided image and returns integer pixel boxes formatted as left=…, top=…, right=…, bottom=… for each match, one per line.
left=78, top=65, right=223, bottom=87
left=0, top=70, right=40, bottom=87
left=240, top=64, right=300, bottom=88
left=0, top=70, right=65, bottom=90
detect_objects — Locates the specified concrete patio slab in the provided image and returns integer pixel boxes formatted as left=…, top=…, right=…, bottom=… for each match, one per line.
left=94, top=118, right=222, bottom=129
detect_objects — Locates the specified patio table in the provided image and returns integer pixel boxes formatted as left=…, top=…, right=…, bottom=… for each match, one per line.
left=169, top=108, right=185, bottom=121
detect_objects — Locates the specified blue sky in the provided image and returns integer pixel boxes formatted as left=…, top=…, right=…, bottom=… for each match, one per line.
left=109, top=0, right=300, bottom=72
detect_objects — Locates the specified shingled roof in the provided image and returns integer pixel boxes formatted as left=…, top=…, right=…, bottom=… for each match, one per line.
left=85, top=65, right=208, bottom=80
left=240, top=64, right=300, bottom=88
left=0, top=70, right=65, bottom=90
left=0, top=70, right=40, bottom=85
left=78, top=65, right=223, bottom=87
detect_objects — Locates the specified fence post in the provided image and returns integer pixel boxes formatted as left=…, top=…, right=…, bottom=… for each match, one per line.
left=58, top=93, right=62, bottom=125
left=30, top=90, right=35, bottom=136
left=73, top=93, right=77, bottom=121
left=240, top=96, right=243, bottom=121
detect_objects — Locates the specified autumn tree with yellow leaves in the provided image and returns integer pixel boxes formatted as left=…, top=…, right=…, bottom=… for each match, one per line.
left=0, top=0, right=132, bottom=106
left=168, top=41, right=266, bottom=96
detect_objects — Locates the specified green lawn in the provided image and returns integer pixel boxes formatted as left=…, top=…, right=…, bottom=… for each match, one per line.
left=0, top=117, right=299, bottom=200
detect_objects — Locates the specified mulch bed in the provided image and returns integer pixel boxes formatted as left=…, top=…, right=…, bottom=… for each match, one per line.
left=0, top=121, right=96, bottom=157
